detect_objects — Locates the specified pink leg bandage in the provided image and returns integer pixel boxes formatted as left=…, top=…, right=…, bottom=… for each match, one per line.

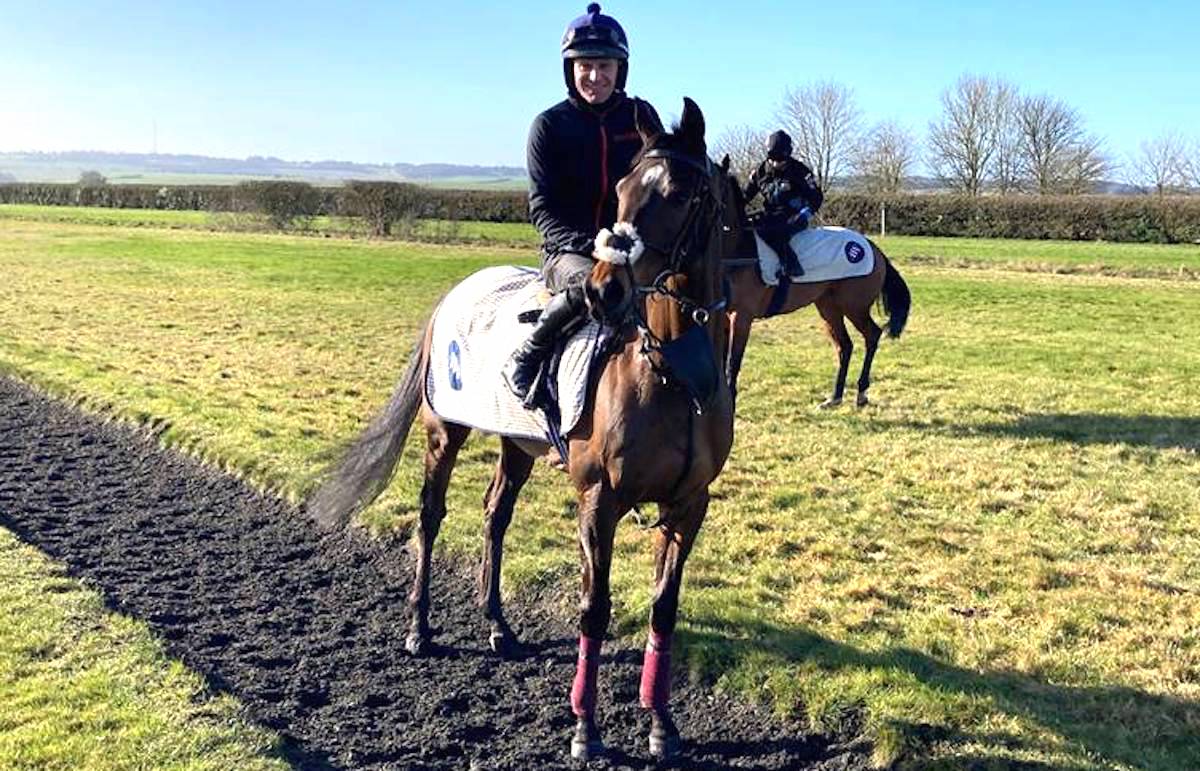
left=570, top=635, right=602, bottom=717
left=639, top=630, right=672, bottom=709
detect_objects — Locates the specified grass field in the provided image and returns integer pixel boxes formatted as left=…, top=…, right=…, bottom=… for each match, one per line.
left=0, top=529, right=287, bottom=770
left=4, top=202, right=1200, bottom=279
left=1, top=217, right=1198, bottom=768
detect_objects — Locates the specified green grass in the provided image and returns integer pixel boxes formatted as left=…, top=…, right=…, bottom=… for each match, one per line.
left=877, top=234, right=1200, bottom=279
left=0, top=204, right=540, bottom=246
left=0, top=529, right=288, bottom=770
left=5, top=203, right=1200, bottom=278
left=1, top=218, right=1198, bottom=769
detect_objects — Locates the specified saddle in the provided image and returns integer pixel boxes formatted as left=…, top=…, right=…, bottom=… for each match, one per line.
left=754, top=226, right=875, bottom=286
left=424, top=266, right=604, bottom=448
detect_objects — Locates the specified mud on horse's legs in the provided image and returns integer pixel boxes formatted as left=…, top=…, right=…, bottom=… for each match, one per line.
left=846, top=308, right=882, bottom=408
left=640, top=492, right=708, bottom=759
left=406, top=418, right=470, bottom=656
left=477, top=438, right=535, bottom=657
left=816, top=297, right=853, bottom=409
left=570, top=484, right=621, bottom=761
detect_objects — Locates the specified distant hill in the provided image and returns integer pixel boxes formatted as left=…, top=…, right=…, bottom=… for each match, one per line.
left=0, top=151, right=528, bottom=189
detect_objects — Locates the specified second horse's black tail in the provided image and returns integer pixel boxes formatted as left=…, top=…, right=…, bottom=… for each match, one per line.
left=881, top=258, right=911, bottom=339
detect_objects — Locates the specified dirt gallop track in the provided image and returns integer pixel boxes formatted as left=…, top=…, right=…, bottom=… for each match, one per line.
left=0, top=377, right=869, bottom=770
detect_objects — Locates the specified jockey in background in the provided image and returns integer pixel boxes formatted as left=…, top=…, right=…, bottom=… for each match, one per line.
left=743, top=130, right=824, bottom=280
left=502, top=3, right=662, bottom=406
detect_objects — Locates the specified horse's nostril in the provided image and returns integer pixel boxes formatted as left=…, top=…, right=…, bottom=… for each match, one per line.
left=602, top=279, right=625, bottom=309
left=610, top=234, right=635, bottom=254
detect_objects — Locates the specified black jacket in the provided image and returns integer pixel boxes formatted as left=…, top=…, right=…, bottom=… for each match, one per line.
left=744, top=158, right=823, bottom=219
left=526, top=94, right=660, bottom=263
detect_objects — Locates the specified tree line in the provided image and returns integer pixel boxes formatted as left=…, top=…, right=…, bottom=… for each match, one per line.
left=713, top=74, right=1200, bottom=197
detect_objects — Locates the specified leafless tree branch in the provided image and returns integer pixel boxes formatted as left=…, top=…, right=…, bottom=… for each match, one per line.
left=853, top=121, right=918, bottom=194
left=778, top=81, right=862, bottom=190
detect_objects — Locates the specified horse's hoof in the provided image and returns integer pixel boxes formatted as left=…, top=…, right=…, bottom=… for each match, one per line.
left=649, top=725, right=682, bottom=760
left=856, top=393, right=869, bottom=408
left=570, top=718, right=604, bottom=761
left=488, top=631, right=528, bottom=659
left=819, top=397, right=842, bottom=410
left=405, top=632, right=431, bottom=657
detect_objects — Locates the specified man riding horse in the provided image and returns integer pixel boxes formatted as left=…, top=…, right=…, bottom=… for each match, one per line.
left=743, top=130, right=824, bottom=280
left=501, top=3, right=662, bottom=406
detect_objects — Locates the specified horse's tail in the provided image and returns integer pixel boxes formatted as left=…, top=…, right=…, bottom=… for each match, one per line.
left=880, top=257, right=911, bottom=339
left=306, top=320, right=429, bottom=530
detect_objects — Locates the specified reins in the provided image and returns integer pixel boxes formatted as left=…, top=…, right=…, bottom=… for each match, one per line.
left=613, top=148, right=734, bottom=508
left=619, top=148, right=728, bottom=368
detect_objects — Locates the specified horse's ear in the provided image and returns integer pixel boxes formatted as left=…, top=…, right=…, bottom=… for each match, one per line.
left=680, top=97, right=706, bottom=155
left=720, top=154, right=731, bottom=174
left=635, top=100, right=663, bottom=145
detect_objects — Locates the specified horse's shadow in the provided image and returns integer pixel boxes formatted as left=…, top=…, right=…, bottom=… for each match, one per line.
left=880, top=410, right=1200, bottom=452
left=678, top=617, right=1200, bottom=770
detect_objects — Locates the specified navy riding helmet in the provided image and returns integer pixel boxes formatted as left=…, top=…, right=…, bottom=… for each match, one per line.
left=561, top=3, right=630, bottom=95
left=767, top=130, right=794, bottom=161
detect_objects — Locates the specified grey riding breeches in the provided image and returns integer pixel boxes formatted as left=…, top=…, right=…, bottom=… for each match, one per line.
left=542, top=251, right=595, bottom=295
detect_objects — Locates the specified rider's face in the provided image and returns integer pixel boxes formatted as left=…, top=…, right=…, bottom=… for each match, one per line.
left=573, top=58, right=618, bottom=104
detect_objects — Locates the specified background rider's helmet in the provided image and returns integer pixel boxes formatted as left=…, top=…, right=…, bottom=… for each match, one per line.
left=561, top=3, right=630, bottom=96
left=766, top=130, right=794, bottom=161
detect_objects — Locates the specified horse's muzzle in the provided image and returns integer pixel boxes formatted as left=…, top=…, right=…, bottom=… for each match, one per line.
left=585, top=269, right=630, bottom=324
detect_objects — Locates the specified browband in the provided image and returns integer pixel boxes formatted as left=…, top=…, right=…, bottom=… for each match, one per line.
left=642, top=148, right=712, bottom=175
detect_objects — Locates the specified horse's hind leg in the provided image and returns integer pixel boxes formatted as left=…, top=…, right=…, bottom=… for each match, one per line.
left=477, top=437, right=534, bottom=657
left=847, top=306, right=883, bottom=408
left=640, top=491, right=709, bottom=760
left=815, top=297, right=853, bottom=409
left=406, top=412, right=470, bottom=656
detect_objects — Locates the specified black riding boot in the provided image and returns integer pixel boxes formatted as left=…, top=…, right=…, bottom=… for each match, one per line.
left=502, top=288, right=585, bottom=407
left=781, top=245, right=805, bottom=279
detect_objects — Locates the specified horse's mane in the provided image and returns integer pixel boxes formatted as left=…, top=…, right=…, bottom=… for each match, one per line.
left=723, top=168, right=749, bottom=224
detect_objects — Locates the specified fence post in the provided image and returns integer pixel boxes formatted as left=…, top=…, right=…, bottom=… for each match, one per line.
left=880, top=202, right=887, bottom=238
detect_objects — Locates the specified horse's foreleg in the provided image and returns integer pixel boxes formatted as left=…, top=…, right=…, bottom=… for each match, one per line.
left=569, top=484, right=621, bottom=761
left=847, top=309, right=882, bottom=408
left=816, top=298, right=853, bottom=409
left=406, top=416, right=470, bottom=656
left=641, top=492, right=709, bottom=760
left=477, top=438, right=534, bottom=657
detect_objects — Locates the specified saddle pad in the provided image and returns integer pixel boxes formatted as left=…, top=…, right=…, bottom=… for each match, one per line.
left=756, top=226, right=875, bottom=286
left=424, top=265, right=601, bottom=443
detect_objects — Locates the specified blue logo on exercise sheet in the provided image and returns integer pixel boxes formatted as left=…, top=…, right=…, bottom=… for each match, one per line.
left=845, top=241, right=866, bottom=263
left=448, top=340, right=463, bottom=390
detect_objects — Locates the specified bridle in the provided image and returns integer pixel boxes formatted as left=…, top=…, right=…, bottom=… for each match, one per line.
left=622, top=148, right=728, bottom=335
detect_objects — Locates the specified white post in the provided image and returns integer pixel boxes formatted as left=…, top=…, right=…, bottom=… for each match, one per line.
left=880, top=202, right=887, bottom=238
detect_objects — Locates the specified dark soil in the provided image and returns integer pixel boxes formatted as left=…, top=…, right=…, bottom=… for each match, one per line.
left=0, top=376, right=871, bottom=770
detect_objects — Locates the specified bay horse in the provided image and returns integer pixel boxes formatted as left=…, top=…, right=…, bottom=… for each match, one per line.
left=307, top=98, right=736, bottom=761
left=722, top=184, right=911, bottom=407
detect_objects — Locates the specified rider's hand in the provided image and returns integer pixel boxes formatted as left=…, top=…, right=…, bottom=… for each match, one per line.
left=787, top=207, right=812, bottom=229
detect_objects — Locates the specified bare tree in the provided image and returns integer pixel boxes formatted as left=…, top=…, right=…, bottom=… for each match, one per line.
left=778, top=81, right=862, bottom=190
left=854, top=121, right=918, bottom=194
left=1017, top=94, right=1078, bottom=193
left=711, top=124, right=766, bottom=186
left=1130, top=132, right=1188, bottom=195
left=1059, top=134, right=1112, bottom=195
left=1015, top=94, right=1107, bottom=194
left=990, top=83, right=1022, bottom=193
left=927, top=74, right=1010, bottom=196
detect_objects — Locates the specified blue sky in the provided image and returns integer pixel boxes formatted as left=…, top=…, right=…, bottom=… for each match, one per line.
left=2, top=0, right=1197, bottom=169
